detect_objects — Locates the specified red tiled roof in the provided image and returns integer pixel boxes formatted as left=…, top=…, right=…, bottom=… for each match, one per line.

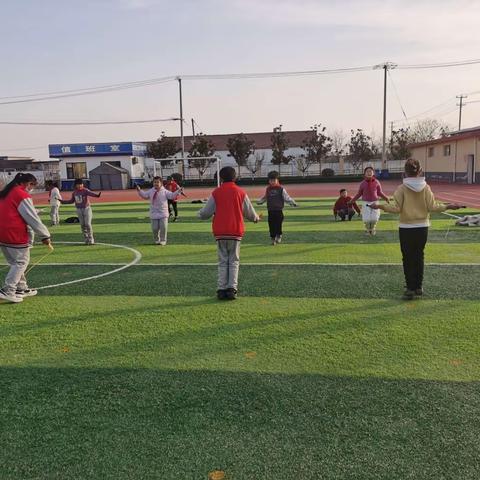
left=149, top=130, right=313, bottom=151
left=409, top=126, right=480, bottom=148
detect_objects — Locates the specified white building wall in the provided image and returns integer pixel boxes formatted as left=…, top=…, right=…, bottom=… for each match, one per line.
left=59, top=155, right=144, bottom=179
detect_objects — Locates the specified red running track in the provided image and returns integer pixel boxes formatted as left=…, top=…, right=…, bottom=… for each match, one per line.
left=32, top=181, right=480, bottom=209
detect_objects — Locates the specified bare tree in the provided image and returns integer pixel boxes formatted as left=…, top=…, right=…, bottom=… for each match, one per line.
left=330, top=129, right=346, bottom=162
left=294, top=155, right=312, bottom=177
left=301, top=124, right=332, bottom=175
left=347, top=129, right=375, bottom=173
left=226, top=133, right=255, bottom=177
left=410, top=119, right=452, bottom=143
left=271, top=125, right=292, bottom=175
left=245, top=152, right=264, bottom=179
left=188, top=133, right=216, bottom=180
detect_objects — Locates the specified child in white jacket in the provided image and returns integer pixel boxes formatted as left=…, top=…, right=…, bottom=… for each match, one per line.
left=136, top=176, right=183, bottom=245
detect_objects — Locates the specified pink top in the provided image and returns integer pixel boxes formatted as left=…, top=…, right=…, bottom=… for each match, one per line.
left=351, top=177, right=388, bottom=203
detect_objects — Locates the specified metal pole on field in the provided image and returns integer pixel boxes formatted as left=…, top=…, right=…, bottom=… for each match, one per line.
left=374, top=62, right=397, bottom=171
left=456, top=94, right=467, bottom=131
left=177, top=77, right=185, bottom=158
left=191, top=118, right=196, bottom=137
left=216, top=157, right=220, bottom=187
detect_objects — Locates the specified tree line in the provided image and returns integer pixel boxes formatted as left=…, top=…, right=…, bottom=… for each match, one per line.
left=147, top=118, right=452, bottom=179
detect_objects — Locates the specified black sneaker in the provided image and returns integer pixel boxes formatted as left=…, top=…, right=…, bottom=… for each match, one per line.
left=402, top=289, right=415, bottom=301
left=415, top=288, right=424, bottom=297
left=225, top=288, right=238, bottom=300
left=217, top=289, right=227, bottom=300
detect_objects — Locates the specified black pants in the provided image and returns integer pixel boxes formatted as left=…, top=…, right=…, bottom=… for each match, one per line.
left=168, top=200, right=178, bottom=217
left=268, top=210, right=284, bottom=238
left=399, top=227, right=428, bottom=290
left=338, top=208, right=355, bottom=221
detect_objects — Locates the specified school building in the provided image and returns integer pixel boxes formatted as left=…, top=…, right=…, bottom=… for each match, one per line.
left=409, top=126, right=480, bottom=184
left=48, top=142, right=148, bottom=190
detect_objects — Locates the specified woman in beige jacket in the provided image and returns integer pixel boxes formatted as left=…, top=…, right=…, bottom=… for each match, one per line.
left=371, top=159, right=462, bottom=300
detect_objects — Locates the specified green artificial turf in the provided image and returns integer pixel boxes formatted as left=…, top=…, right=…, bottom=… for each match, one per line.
left=0, top=198, right=479, bottom=479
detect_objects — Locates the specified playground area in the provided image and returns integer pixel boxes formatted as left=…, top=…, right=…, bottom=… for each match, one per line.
left=1, top=186, right=479, bottom=479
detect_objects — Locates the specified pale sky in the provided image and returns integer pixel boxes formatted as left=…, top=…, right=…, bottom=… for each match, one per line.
left=1, top=0, right=480, bottom=160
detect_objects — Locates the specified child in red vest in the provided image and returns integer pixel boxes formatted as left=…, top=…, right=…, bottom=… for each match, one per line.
left=0, top=173, right=52, bottom=303
left=198, top=166, right=259, bottom=300
left=165, top=176, right=180, bottom=222
left=257, top=170, right=297, bottom=245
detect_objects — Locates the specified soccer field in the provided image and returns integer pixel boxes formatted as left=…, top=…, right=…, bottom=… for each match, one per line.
left=1, top=198, right=480, bottom=479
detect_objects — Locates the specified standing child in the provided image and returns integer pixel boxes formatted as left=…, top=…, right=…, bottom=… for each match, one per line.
left=60, top=179, right=101, bottom=245
left=257, top=171, right=297, bottom=245
left=198, top=166, right=259, bottom=300
left=136, top=176, right=182, bottom=245
left=0, top=173, right=52, bottom=303
left=370, top=159, right=461, bottom=300
left=333, top=188, right=360, bottom=221
left=350, top=166, right=390, bottom=235
left=48, top=182, right=62, bottom=226
left=165, top=176, right=180, bottom=222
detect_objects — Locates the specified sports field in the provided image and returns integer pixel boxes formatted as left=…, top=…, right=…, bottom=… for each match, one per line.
left=1, top=197, right=480, bottom=479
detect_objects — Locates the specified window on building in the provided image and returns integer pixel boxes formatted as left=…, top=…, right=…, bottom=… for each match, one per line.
left=101, top=161, right=121, bottom=167
left=443, top=145, right=451, bottom=156
left=428, top=147, right=435, bottom=157
left=66, top=162, right=87, bottom=179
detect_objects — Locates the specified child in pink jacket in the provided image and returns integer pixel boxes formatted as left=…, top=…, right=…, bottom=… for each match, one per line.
left=350, top=166, right=389, bottom=235
left=136, top=176, right=182, bottom=245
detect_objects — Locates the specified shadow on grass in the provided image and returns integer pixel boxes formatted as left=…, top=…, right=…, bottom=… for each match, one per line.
left=0, top=367, right=479, bottom=479
left=29, top=264, right=480, bottom=300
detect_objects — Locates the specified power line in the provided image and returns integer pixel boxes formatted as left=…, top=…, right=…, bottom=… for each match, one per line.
left=0, top=57, right=479, bottom=107
left=397, top=58, right=480, bottom=69
left=387, top=70, right=408, bottom=120
left=0, top=118, right=181, bottom=126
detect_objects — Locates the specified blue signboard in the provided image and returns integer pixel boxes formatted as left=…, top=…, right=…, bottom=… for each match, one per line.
left=49, top=142, right=147, bottom=158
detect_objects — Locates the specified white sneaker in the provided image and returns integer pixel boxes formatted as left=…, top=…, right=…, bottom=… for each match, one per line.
left=16, top=289, right=38, bottom=298
left=275, top=235, right=282, bottom=244
left=0, top=289, right=23, bottom=303
left=155, top=240, right=161, bottom=245
left=159, top=241, right=167, bottom=246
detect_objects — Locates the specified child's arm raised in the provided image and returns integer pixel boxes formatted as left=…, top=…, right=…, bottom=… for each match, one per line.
left=165, top=187, right=183, bottom=200
left=198, top=196, right=216, bottom=220
left=136, top=185, right=150, bottom=200
left=282, top=188, right=297, bottom=207
left=59, top=192, right=75, bottom=205
left=85, top=188, right=101, bottom=198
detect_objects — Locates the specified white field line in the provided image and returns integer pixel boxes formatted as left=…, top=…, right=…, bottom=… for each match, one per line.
left=33, top=241, right=142, bottom=290
left=11, top=262, right=480, bottom=267
left=442, top=211, right=462, bottom=219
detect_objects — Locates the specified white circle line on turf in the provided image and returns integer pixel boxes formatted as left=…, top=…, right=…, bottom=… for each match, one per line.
left=34, top=241, right=142, bottom=290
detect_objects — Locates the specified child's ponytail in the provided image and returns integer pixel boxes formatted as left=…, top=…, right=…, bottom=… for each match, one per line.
left=0, top=173, right=38, bottom=198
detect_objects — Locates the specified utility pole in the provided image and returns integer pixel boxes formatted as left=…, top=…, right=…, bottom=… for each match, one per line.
left=374, top=62, right=397, bottom=170
left=191, top=118, right=196, bottom=138
left=177, top=77, right=185, bottom=158
left=456, top=94, right=467, bottom=131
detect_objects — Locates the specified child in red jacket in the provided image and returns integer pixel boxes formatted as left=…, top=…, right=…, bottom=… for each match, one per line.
left=198, top=166, right=259, bottom=300
left=333, top=189, right=360, bottom=221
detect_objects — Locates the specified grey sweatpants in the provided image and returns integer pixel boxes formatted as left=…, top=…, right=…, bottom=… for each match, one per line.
left=50, top=205, right=60, bottom=225
left=77, top=207, right=94, bottom=243
left=151, top=218, right=168, bottom=243
left=1, top=246, right=30, bottom=295
left=217, top=239, right=241, bottom=290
